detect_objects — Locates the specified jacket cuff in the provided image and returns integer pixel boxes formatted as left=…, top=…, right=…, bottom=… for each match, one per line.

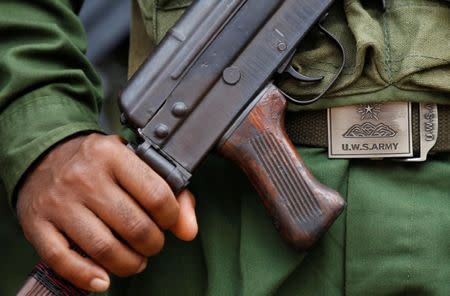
left=0, top=95, right=102, bottom=207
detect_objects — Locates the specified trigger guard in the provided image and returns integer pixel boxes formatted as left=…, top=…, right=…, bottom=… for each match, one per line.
left=279, top=22, right=346, bottom=105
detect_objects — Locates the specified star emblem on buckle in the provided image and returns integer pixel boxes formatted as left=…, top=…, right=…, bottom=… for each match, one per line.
left=357, top=104, right=382, bottom=120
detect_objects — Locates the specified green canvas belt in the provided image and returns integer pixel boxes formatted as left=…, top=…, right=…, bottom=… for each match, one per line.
left=285, top=104, right=450, bottom=154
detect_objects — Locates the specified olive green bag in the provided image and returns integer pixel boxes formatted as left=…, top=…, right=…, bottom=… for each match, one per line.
left=133, top=0, right=450, bottom=109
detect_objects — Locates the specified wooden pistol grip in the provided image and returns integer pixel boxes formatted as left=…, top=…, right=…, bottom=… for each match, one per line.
left=218, top=86, right=345, bottom=251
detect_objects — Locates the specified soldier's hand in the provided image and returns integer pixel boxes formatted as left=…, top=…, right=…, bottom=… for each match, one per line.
left=16, top=134, right=198, bottom=292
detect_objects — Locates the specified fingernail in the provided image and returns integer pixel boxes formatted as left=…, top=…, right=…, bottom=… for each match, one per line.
left=138, top=259, right=148, bottom=273
left=90, top=277, right=109, bottom=292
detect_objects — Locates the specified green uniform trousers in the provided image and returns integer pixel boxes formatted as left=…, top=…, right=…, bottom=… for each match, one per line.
left=107, top=148, right=450, bottom=295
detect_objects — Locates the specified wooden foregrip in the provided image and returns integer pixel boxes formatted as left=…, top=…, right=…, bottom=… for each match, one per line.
left=218, top=86, right=345, bottom=251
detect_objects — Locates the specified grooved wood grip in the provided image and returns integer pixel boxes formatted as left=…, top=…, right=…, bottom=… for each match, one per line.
left=218, top=86, right=345, bottom=250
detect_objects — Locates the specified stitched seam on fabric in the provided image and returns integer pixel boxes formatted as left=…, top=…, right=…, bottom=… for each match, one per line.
left=394, top=66, right=450, bottom=74
left=1, top=122, right=100, bottom=157
left=344, top=0, right=449, bottom=10
left=307, top=84, right=387, bottom=93
left=0, top=96, right=96, bottom=124
left=295, top=83, right=450, bottom=97
left=155, top=0, right=190, bottom=10
left=382, top=13, right=393, bottom=83
left=326, top=86, right=386, bottom=95
left=305, top=54, right=450, bottom=71
left=343, top=0, right=359, bottom=10
left=388, top=4, right=450, bottom=10
left=301, top=65, right=354, bottom=75
left=343, top=160, right=351, bottom=296
left=154, top=0, right=189, bottom=42
left=154, top=0, right=159, bottom=41
left=407, top=183, right=416, bottom=286
left=0, top=101, right=93, bottom=125
left=386, top=55, right=450, bottom=64
left=156, top=4, right=190, bottom=10
left=4, top=123, right=101, bottom=198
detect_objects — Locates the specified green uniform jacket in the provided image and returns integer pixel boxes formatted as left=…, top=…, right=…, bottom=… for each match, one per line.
left=1, top=0, right=449, bottom=295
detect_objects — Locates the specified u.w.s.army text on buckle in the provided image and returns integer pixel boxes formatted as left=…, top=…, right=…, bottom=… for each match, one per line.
left=328, top=102, right=413, bottom=158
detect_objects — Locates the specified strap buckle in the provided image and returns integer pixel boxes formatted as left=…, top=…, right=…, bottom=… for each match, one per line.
left=399, top=103, right=438, bottom=162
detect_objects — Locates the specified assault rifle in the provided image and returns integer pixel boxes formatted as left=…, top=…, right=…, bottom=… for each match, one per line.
left=19, top=0, right=345, bottom=294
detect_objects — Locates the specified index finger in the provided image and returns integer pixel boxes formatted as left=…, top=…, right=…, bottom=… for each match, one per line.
left=108, top=141, right=180, bottom=230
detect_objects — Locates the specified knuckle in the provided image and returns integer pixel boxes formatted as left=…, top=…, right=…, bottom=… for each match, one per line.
left=144, top=182, right=172, bottom=212
left=90, top=238, right=115, bottom=260
left=115, top=270, right=132, bottom=277
left=80, top=133, right=98, bottom=151
left=147, top=194, right=166, bottom=213
left=127, top=219, right=153, bottom=243
left=82, top=134, right=116, bottom=156
left=145, top=232, right=165, bottom=257
left=63, top=162, right=87, bottom=182
left=108, top=135, right=124, bottom=144
left=59, top=163, right=94, bottom=192
left=160, top=204, right=180, bottom=230
left=22, top=229, right=32, bottom=243
left=114, top=262, right=142, bottom=277
left=81, top=135, right=125, bottom=169
left=43, top=246, right=64, bottom=266
left=84, top=137, right=105, bottom=155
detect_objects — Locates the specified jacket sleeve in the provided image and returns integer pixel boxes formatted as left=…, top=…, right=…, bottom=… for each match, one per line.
left=0, top=0, right=103, bottom=206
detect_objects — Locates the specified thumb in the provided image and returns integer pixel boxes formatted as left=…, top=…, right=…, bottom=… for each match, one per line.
left=170, top=190, right=198, bottom=241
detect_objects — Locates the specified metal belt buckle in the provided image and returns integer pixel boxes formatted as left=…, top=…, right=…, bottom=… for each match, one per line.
left=327, top=102, right=438, bottom=161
